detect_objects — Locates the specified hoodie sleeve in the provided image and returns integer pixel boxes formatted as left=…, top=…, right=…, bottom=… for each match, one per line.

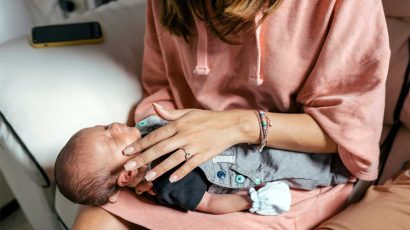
left=134, top=0, right=177, bottom=122
left=296, top=0, right=391, bottom=181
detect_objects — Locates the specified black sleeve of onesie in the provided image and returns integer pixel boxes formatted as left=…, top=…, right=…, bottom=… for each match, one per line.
left=152, top=166, right=208, bottom=211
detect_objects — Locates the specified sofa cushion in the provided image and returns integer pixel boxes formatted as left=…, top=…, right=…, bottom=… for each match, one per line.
left=383, top=18, right=410, bottom=125
left=55, top=188, right=79, bottom=228
left=0, top=0, right=146, bottom=186
left=402, top=93, right=410, bottom=129
left=379, top=13, right=410, bottom=186
left=379, top=127, right=410, bottom=184
left=383, top=0, right=410, bottom=18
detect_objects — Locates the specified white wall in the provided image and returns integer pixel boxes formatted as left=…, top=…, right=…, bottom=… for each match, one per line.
left=0, top=0, right=72, bottom=44
left=0, top=0, right=37, bottom=44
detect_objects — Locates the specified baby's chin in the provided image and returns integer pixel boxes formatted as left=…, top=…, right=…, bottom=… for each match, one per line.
left=129, top=126, right=142, bottom=140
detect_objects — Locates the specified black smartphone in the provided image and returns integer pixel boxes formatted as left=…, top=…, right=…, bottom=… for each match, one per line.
left=30, top=21, right=104, bottom=48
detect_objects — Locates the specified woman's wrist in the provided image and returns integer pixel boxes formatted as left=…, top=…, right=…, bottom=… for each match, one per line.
left=228, top=110, right=260, bottom=145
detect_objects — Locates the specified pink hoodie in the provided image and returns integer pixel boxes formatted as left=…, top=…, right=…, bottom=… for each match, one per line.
left=135, top=0, right=390, bottom=181
left=103, top=1, right=390, bottom=228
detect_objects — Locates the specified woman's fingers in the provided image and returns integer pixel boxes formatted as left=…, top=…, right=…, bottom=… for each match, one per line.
left=153, top=103, right=194, bottom=121
left=145, top=150, right=205, bottom=183
left=123, top=122, right=177, bottom=156
left=169, top=153, right=206, bottom=183
left=144, top=148, right=187, bottom=181
left=124, top=109, right=233, bottom=184
left=123, top=106, right=194, bottom=156
left=125, top=136, right=184, bottom=171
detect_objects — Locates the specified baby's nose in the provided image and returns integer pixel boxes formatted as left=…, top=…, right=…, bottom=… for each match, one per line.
left=110, top=122, right=124, bottom=130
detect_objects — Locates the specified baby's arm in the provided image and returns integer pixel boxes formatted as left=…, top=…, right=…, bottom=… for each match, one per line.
left=197, top=182, right=292, bottom=216
left=196, top=192, right=252, bottom=214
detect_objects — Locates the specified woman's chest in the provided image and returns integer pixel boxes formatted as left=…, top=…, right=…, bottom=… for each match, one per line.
left=156, top=1, right=333, bottom=111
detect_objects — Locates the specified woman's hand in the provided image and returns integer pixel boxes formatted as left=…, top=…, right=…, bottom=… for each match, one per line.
left=123, top=104, right=256, bottom=183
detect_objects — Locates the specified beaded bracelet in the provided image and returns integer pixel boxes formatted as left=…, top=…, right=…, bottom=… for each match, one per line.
left=252, top=110, right=272, bottom=152
left=252, top=110, right=264, bottom=149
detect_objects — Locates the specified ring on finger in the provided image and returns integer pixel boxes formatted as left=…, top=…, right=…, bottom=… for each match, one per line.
left=179, top=147, right=192, bottom=161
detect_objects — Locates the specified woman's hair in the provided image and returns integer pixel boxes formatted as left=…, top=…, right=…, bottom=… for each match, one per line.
left=159, top=0, right=282, bottom=43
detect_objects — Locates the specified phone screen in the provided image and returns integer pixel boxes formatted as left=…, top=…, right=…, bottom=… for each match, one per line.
left=31, top=22, right=103, bottom=44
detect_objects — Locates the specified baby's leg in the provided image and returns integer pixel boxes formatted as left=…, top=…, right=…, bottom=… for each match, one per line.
left=196, top=192, right=252, bottom=214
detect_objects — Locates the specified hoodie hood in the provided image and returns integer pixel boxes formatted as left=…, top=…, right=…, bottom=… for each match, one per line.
left=193, top=14, right=264, bottom=86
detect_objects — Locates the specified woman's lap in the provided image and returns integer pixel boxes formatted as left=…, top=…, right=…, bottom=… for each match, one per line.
left=101, top=183, right=353, bottom=230
left=317, top=169, right=410, bottom=230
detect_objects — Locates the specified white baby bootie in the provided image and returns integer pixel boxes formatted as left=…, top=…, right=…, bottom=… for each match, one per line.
left=249, top=181, right=291, bottom=216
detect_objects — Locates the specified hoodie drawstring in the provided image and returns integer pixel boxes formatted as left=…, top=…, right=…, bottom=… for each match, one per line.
left=248, top=13, right=264, bottom=86
left=193, top=18, right=210, bottom=76
left=193, top=13, right=264, bottom=86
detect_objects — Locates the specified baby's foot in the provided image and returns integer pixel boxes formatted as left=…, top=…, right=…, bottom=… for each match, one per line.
left=249, top=181, right=291, bottom=216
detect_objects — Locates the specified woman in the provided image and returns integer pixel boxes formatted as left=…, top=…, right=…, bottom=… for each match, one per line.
left=73, top=0, right=390, bottom=229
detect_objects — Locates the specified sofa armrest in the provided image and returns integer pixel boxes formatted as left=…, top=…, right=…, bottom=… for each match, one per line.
left=0, top=0, right=146, bottom=228
left=0, top=0, right=145, bottom=186
left=383, top=0, right=410, bottom=18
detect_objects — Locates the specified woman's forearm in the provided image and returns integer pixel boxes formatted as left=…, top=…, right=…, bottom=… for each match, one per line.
left=234, top=110, right=337, bottom=154
left=123, top=107, right=338, bottom=182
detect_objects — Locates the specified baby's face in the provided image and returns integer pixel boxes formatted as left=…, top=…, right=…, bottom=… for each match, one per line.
left=79, top=123, right=141, bottom=172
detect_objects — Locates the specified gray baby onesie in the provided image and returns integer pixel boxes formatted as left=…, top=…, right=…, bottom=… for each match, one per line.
left=137, top=115, right=350, bottom=191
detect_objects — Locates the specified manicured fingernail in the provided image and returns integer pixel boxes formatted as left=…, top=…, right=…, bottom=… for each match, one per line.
left=123, top=147, right=134, bottom=156
left=169, top=175, right=179, bottom=183
left=135, top=189, right=142, bottom=195
left=124, top=161, right=137, bottom=171
left=153, top=103, right=163, bottom=109
left=145, top=171, right=157, bottom=181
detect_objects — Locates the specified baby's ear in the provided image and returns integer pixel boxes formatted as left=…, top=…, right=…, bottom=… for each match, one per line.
left=117, top=170, right=138, bottom=187
left=108, top=191, right=120, bottom=203
left=117, top=170, right=132, bottom=187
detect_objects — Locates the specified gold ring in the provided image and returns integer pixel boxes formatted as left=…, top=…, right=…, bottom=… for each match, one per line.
left=179, top=147, right=192, bottom=161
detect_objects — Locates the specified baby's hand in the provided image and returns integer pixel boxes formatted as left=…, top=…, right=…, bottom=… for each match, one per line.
left=135, top=186, right=156, bottom=196
left=131, top=165, right=155, bottom=195
left=249, top=181, right=291, bottom=216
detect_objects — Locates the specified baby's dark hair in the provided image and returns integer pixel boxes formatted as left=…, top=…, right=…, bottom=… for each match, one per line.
left=54, top=130, right=120, bottom=206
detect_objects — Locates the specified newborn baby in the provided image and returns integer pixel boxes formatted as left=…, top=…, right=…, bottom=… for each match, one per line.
left=55, top=116, right=351, bottom=215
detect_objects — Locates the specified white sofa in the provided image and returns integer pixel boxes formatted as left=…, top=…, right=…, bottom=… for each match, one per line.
left=0, top=0, right=145, bottom=228
left=0, top=0, right=409, bottom=229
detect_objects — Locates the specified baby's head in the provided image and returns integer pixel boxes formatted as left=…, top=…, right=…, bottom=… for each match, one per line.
left=55, top=123, right=141, bottom=205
